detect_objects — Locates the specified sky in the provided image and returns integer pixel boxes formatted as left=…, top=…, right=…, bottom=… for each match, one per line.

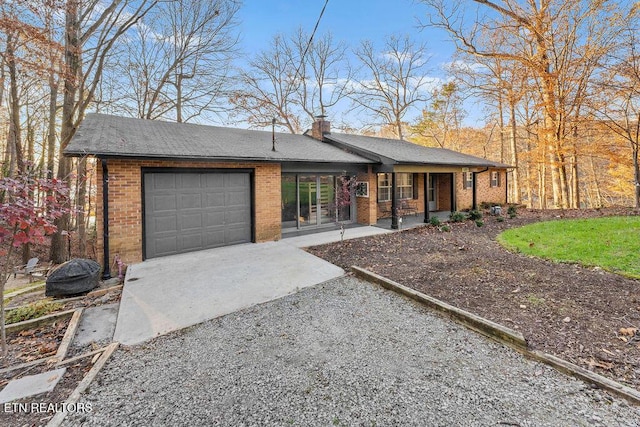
left=233, top=0, right=477, bottom=128
left=236, top=0, right=452, bottom=59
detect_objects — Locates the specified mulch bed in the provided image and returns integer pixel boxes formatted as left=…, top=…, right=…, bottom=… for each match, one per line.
left=0, top=318, right=71, bottom=370
left=307, top=207, right=640, bottom=391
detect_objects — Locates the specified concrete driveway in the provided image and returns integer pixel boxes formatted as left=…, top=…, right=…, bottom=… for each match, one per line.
left=113, top=226, right=390, bottom=345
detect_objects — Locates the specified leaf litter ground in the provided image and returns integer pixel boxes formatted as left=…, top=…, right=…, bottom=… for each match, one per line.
left=307, top=208, right=640, bottom=391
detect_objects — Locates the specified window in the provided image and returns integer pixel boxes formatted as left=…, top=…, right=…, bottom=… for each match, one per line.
left=490, top=171, right=501, bottom=187
left=377, top=173, right=391, bottom=202
left=463, top=172, right=473, bottom=190
left=397, top=173, right=414, bottom=200
left=377, top=173, right=414, bottom=201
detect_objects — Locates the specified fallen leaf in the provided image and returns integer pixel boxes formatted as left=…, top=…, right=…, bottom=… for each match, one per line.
left=601, top=348, right=615, bottom=356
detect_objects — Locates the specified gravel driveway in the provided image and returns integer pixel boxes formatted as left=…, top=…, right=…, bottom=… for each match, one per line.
left=64, top=276, right=639, bottom=426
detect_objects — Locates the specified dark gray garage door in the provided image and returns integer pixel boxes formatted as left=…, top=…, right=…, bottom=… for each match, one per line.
left=144, top=171, right=252, bottom=259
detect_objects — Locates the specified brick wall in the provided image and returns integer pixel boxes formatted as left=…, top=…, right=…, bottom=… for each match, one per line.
left=356, top=167, right=378, bottom=224
left=456, top=169, right=507, bottom=211
left=95, top=159, right=281, bottom=268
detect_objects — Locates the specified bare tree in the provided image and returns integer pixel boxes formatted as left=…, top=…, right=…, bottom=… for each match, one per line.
left=349, top=35, right=432, bottom=140
left=592, top=26, right=640, bottom=208
left=231, top=30, right=351, bottom=133
left=109, top=0, right=240, bottom=123
left=50, top=0, right=158, bottom=263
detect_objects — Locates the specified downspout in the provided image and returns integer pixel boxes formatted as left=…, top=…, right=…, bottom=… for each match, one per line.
left=101, top=158, right=111, bottom=279
left=505, top=170, right=509, bottom=205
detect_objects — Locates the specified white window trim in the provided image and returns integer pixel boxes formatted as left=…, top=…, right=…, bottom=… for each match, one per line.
left=397, top=173, right=414, bottom=200
left=377, top=173, right=391, bottom=202
left=463, top=172, right=473, bottom=190
left=490, top=171, right=501, bottom=188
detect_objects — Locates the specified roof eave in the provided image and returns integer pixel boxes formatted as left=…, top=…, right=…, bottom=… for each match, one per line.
left=65, top=151, right=374, bottom=164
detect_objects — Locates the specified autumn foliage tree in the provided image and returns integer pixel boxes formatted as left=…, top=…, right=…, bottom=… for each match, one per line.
left=422, top=0, right=635, bottom=208
left=0, top=170, right=70, bottom=356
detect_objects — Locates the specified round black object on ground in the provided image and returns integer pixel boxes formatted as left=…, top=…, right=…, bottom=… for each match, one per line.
left=46, top=258, right=102, bottom=297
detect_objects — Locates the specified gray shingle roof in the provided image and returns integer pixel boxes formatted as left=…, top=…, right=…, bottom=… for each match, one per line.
left=65, top=114, right=374, bottom=164
left=325, top=133, right=511, bottom=168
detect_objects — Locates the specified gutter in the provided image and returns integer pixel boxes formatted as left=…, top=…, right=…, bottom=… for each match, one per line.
left=101, top=158, right=111, bottom=279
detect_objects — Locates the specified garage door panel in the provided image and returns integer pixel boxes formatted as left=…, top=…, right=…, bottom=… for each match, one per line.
left=153, top=215, right=178, bottom=233
left=225, top=226, right=251, bottom=244
left=225, top=208, right=250, bottom=225
left=180, top=233, right=204, bottom=251
left=152, top=236, right=178, bottom=257
left=180, top=193, right=202, bottom=209
left=204, top=174, right=225, bottom=186
left=180, top=174, right=202, bottom=188
left=205, top=191, right=225, bottom=207
left=151, top=194, right=177, bottom=211
left=205, top=211, right=226, bottom=227
left=152, top=174, right=177, bottom=190
left=226, top=173, right=248, bottom=186
left=181, top=212, right=203, bottom=230
left=226, top=189, right=250, bottom=206
left=203, top=230, right=226, bottom=247
left=145, top=171, right=252, bottom=259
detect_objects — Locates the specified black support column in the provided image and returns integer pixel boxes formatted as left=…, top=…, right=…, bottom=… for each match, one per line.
left=423, top=172, right=430, bottom=223
left=472, top=172, right=478, bottom=211
left=451, top=173, right=456, bottom=212
left=391, top=172, right=398, bottom=229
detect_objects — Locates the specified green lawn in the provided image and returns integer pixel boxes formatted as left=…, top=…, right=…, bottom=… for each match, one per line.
left=497, top=216, right=640, bottom=279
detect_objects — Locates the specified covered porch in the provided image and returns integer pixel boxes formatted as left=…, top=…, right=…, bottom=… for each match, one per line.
left=375, top=165, right=464, bottom=230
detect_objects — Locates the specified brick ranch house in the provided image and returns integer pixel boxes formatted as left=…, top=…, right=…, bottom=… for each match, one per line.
left=65, top=114, right=510, bottom=276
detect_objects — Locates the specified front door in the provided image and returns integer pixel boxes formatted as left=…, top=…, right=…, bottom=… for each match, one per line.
left=428, top=174, right=437, bottom=211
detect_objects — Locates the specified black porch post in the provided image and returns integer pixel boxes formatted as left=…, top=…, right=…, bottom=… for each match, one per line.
left=423, top=172, right=430, bottom=223
left=472, top=172, right=478, bottom=210
left=451, top=173, right=456, bottom=212
left=391, top=172, right=399, bottom=229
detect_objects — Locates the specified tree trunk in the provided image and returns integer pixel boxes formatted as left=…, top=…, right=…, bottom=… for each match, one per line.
left=589, top=156, right=603, bottom=208
left=47, top=69, right=59, bottom=179
left=633, top=144, right=640, bottom=208
left=509, top=100, right=520, bottom=203
left=176, top=72, right=183, bottom=123
left=51, top=0, right=81, bottom=264
left=7, top=33, right=24, bottom=176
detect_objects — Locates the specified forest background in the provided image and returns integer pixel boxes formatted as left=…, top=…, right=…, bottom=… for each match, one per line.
left=1, top=0, right=640, bottom=263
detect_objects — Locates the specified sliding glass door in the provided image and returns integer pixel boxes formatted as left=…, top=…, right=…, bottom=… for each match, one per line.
left=282, top=174, right=351, bottom=231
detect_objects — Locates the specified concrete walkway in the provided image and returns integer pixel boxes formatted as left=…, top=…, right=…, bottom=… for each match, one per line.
left=113, top=226, right=390, bottom=346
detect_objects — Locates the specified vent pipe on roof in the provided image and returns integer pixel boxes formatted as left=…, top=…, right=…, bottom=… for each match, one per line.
left=311, top=115, right=330, bottom=141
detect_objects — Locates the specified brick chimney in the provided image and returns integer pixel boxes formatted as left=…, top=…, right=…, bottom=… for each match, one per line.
left=311, top=115, right=330, bottom=140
